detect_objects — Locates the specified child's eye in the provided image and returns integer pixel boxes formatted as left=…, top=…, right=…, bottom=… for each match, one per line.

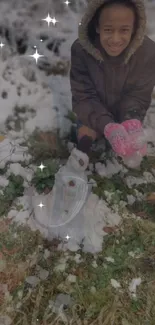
left=122, top=29, right=129, bottom=32
left=104, top=29, right=112, bottom=32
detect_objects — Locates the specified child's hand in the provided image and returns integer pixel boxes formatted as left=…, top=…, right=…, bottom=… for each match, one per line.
left=121, top=119, right=147, bottom=156
left=104, top=123, right=136, bottom=157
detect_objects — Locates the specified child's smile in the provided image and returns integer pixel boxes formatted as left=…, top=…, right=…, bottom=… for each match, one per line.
left=96, top=5, right=135, bottom=56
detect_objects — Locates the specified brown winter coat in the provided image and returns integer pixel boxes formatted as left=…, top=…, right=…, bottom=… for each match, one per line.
left=70, top=0, right=155, bottom=134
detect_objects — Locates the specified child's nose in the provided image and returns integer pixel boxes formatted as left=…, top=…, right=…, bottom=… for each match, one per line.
left=111, top=32, right=121, bottom=44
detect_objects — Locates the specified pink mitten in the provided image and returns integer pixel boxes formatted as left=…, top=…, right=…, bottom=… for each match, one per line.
left=104, top=123, right=136, bottom=157
left=122, top=119, right=147, bottom=156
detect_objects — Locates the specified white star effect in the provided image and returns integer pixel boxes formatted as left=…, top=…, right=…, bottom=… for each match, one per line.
left=64, top=0, right=70, bottom=5
left=38, top=162, right=46, bottom=172
left=0, top=42, right=5, bottom=49
left=38, top=202, right=45, bottom=209
left=65, top=234, right=71, bottom=241
left=42, top=13, right=58, bottom=27
left=29, top=48, right=44, bottom=64
left=51, top=17, right=58, bottom=26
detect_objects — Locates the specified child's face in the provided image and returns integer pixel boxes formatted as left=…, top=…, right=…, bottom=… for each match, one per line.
left=96, top=5, right=135, bottom=56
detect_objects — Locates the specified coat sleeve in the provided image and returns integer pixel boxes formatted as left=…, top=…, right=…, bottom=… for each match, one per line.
left=70, top=40, right=114, bottom=133
left=118, top=56, right=155, bottom=123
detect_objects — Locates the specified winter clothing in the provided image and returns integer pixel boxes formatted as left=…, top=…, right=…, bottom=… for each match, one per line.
left=77, top=135, right=93, bottom=154
left=104, top=122, right=136, bottom=156
left=70, top=0, right=155, bottom=136
left=122, top=119, right=147, bottom=156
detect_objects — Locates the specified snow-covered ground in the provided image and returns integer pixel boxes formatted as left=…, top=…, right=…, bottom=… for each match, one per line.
left=0, top=0, right=155, bottom=254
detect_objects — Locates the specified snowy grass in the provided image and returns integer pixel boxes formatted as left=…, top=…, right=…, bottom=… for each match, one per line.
left=31, top=159, right=59, bottom=194
left=1, top=154, right=155, bottom=324
left=0, top=213, right=155, bottom=324
left=0, top=0, right=155, bottom=323
left=0, top=174, right=24, bottom=217
left=27, top=129, right=69, bottom=163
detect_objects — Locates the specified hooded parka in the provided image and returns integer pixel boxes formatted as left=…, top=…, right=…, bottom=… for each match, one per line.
left=70, top=0, right=155, bottom=134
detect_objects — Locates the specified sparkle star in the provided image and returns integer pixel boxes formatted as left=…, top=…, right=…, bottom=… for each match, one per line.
left=65, top=234, right=71, bottom=241
left=42, top=13, right=58, bottom=27
left=38, top=163, right=46, bottom=171
left=29, top=48, right=44, bottom=64
left=38, top=202, right=45, bottom=208
left=0, top=42, right=5, bottom=49
left=64, top=0, right=70, bottom=5
left=51, top=17, right=58, bottom=26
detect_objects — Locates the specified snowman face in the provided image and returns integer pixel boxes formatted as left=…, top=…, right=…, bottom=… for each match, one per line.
left=68, top=148, right=89, bottom=172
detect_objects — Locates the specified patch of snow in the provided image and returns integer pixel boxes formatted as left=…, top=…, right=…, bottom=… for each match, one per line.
left=104, top=191, right=114, bottom=203
left=25, top=276, right=40, bottom=287
left=95, top=158, right=122, bottom=177
left=90, top=286, right=96, bottom=294
left=7, top=209, right=18, bottom=218
left=14, top=195, right=30, bottom=211
left=44, top=249, right=50, bottom=259
left=134, top=189, right=145, bottom=202
left=152, top=168, right=155, bottom=176
left=58, top=241, right=80, bottom=252
left=7, top=163, right=33, bottom=182
left=105, top=257, right=115, bottom=263
left=111, top=279, right=121, bottom=289
left=128, top=251, right=136, bottom=258
left=89, top=178, right=97, bottom=187
left=54, top=257, right=67, bottom=272
left=67, top=142, right=75, bottom=153
left=31, top=190, right=121, bottom=254
left=128, top=278, right=142, bottom=299
left=128, top=250, right=142, bottom=259
left=14, top=210, right=30, bottom=224
left=66, top=274, right=77, bottom=283
left=119, top=200, right=127, bottom=208
left=38, top=268, right=49, bottom=280
left=0, top=176, right=9, bottom=187
left=54, top=293, right=73, bottom=310
left=89, top=163, right=94, bottom=172
left=0, top=138, right=31, bottom=169
left=143, top=171, right=155, bottom=183
left=74, top=253, right=83, bottom=264
left=0, top=0, right=85, bottom=139
left=92, top=260, right=98, bottom=268
left=127, top=195, right=136, bottom=205
left=125, top=176, right=147, bottom=188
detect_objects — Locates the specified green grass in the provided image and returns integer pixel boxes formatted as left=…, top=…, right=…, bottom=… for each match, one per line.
left=27, top=129, right=69, bottom=163
left=31, top=159, right=59, bottom=193
left=0, top=174, right=24, bottom=217
left=1, top=149, right=155, bottom=324
left=1, top=216, right=155, bottom=325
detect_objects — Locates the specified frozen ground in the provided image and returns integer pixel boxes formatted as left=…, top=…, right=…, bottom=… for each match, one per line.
left=0, top=0, right=155, bottom=254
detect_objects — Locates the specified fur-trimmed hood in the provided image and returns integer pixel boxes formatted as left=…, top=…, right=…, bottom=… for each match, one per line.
left=78, top=0, right=146, bottom=63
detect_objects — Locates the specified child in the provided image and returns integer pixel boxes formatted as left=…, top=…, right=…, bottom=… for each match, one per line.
left=69, top=0, right=155, bottom=170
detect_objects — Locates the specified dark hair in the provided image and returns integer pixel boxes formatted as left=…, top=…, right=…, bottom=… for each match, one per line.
left=87, top=0, right=139, bottom=42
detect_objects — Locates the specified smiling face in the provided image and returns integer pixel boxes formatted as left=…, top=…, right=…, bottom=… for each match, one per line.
left=96, top=4, right=135, bottom=56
